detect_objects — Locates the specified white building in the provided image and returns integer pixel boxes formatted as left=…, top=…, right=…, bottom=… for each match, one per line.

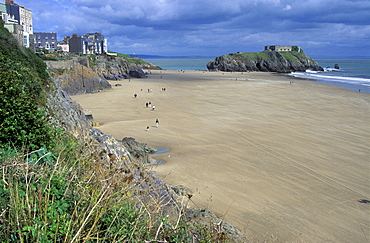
left=2, top=1, right=33, bottom=49
left=19, top=4, right=33, bottom=48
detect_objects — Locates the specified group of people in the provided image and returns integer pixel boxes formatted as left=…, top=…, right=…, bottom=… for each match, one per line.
left=134, top=87, right=164, bottom=132
left=145, top=119, right=159, bottom=131
left=145, top=102, right=156, bottom=111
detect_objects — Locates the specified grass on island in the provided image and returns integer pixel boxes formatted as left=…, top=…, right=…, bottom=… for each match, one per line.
left=107, top=50, right=149, bottom=65
left=222, top=46, right=315, bottom=63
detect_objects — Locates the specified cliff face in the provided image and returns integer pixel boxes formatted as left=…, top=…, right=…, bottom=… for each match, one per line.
left=46, top=56, right=162, bottom=95
left=45, top=62, right=245, bottom=242
left=89, top=56, right=161, bottom=80
left=207, top=50, right=323, bottom=73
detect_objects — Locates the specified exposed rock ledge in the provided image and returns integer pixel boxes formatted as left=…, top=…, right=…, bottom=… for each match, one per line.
left=207, top=49, right=323, bottom=73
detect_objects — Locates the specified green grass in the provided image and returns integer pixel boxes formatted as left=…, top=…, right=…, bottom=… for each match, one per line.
left=0, top=146, right=150, bottom=242
left=0, top=145, right=233, bottom=242
left=223, top=49, right=313, bottom=63
left=107, top=51, right=149, bottom=64
left=280, top=50, right=315, bottom=63
left=239, top=51, right=271, bottom=60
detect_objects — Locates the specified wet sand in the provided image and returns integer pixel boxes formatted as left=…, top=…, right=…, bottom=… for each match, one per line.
left=72, top=70, right=370, bottom=242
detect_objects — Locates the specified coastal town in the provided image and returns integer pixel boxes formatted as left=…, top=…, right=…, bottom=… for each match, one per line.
left=1, top=1, right=369, bottom=242
left=1, top=0, right=107, bottom=55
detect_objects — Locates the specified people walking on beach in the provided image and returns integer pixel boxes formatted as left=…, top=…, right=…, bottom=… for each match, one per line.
left=146, top=126, right=150, bottom=131
left=155, top=119, right=159, bottom=127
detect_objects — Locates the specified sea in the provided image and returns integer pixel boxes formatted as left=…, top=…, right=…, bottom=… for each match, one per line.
left=144, top=57, right=370, bottom=94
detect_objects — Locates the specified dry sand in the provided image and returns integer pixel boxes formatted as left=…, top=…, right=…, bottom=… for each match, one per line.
left=72, top=70, right=370, bottom=242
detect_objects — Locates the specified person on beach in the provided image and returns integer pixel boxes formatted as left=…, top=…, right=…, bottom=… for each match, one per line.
left=152, top=105, right=156, bottom=111
left=146, top=102, right=148, bottom=108
left=146, top=126, right=149, bottom=131
left=155, top=119, right=159, bottom=127
left=148, top=102, right=152, bottom=108
left=134, top=93, right=137, bottom=98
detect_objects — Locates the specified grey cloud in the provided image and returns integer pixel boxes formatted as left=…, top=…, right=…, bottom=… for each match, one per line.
left=15, top=0, right=370, bottom=57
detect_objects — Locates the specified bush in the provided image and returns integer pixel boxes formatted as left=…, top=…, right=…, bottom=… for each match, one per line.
left=0, top=22, right=57, bottom=151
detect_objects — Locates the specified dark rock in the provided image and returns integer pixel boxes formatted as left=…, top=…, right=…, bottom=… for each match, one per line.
left=170, top=184, right=192, bottom=196
left=121, top=137, right=158, bottom=165
left=122, top=137, right=157, bottom=153
left=334, top=64, right=340, bottom=69
left=129, top=69, right=146, bottom=78
left=185, top=208, right=246, bottom=242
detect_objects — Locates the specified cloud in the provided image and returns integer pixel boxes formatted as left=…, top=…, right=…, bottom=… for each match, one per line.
left=14, top=0, right=370, bottom=57
left=283, top=4, right=292, bottom=11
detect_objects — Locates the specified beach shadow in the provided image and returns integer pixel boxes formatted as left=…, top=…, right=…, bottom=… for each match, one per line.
left=358, top=199, right=370, bottom=204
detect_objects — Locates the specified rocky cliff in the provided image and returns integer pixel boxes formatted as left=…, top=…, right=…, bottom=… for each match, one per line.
left=46, top=58, right=245, bottom=242
left=46, top=56, right=161, bottom=95
left=207, top=49, right=323, bottom=73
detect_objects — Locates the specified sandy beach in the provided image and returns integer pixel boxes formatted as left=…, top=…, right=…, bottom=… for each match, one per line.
left=72, top=70, right=370, bottom=242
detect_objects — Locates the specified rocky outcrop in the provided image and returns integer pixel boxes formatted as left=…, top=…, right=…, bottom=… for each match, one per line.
left=45, top=56, right=162, bottom=95
left=46, top=58, right=112, bottom=95
left=207, top=49, right=323, bottom=73
left=90, top=56, right=161, bottom=80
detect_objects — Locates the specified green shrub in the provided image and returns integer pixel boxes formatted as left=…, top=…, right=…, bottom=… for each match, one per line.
left=0, top=22, right=58, bottom=151
left=0, top=56, right=55, bottom=150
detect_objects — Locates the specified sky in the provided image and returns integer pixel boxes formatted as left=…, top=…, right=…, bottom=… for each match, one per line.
left=12, top=0, right=370, bottom=58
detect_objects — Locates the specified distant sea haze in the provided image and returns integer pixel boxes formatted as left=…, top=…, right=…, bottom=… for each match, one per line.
left=144, top=57, right=370, bottom=94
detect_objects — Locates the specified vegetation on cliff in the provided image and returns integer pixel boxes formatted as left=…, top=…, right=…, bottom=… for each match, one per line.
left=0, top=21, right=57, bottom=151
left=0, top=22, right=243, bottom=242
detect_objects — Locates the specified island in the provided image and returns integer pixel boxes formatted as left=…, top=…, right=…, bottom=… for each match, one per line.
left=207, top=45, right=323, bottom=73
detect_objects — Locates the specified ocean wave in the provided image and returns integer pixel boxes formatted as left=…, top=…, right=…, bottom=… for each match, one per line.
left=290, top=72, right=370, bottom=86
left=324, top=67, right=343, bottom=72
left=305, top=69, right=320, bottom=74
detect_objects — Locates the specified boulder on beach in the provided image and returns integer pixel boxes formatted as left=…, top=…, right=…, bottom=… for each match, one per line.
left=121, top=137, right=158, bottom=165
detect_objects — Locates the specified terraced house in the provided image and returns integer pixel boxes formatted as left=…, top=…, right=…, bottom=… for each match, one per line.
left=69, top=32, right=107, bottom=55
left=34, top=32, right=57, bottom=51
left=0, top=0, right=34, bottom=49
